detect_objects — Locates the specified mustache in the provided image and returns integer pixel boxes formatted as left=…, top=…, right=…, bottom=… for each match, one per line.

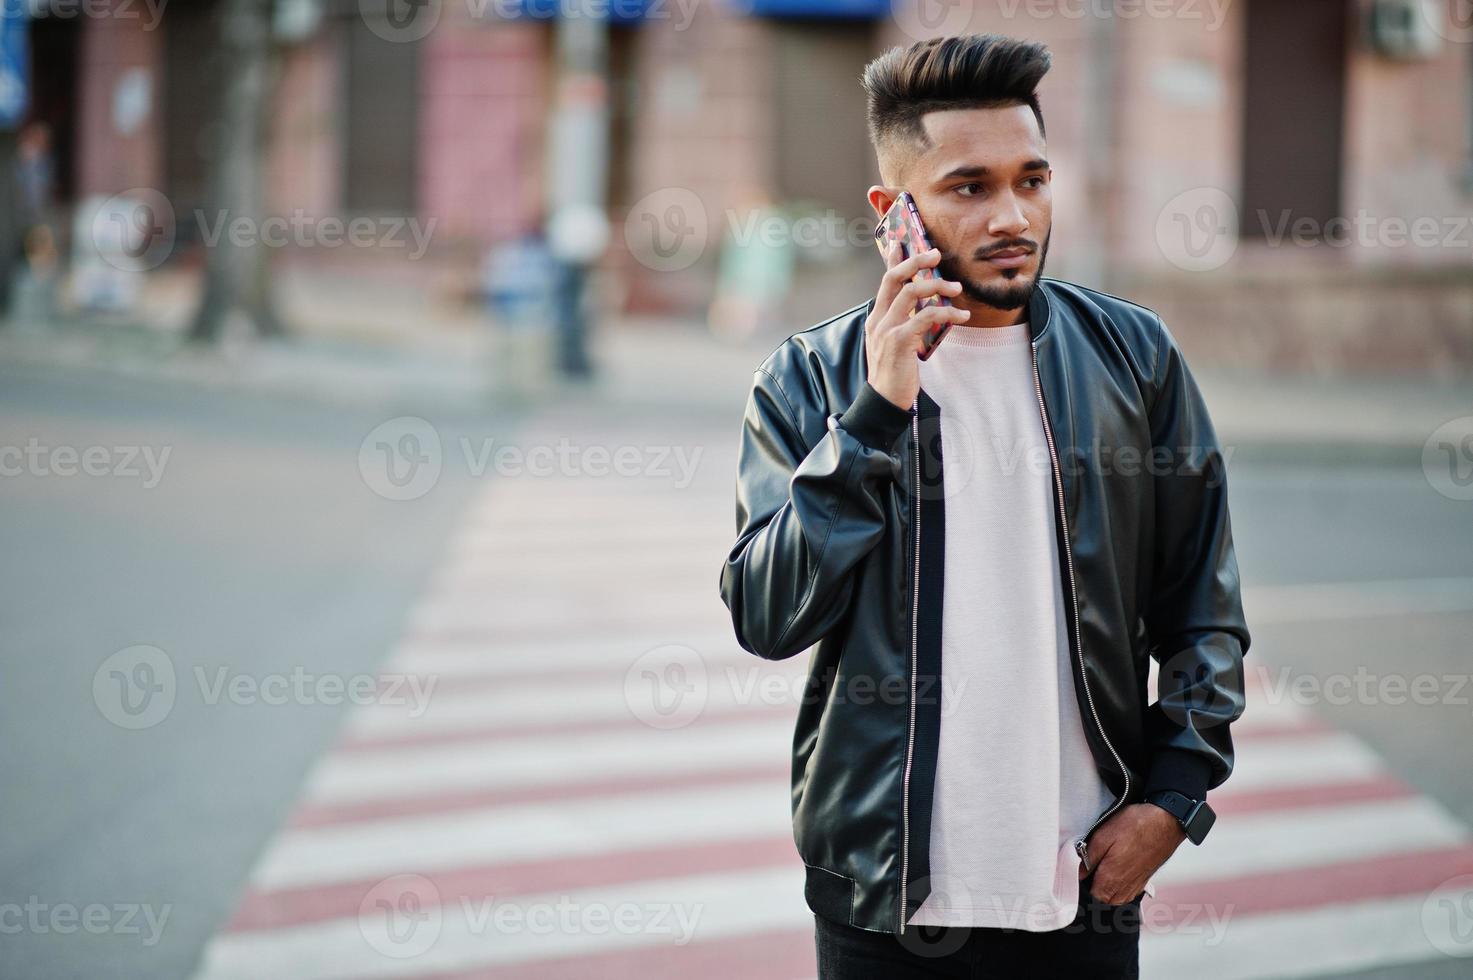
left=972, top=238, right=1039, bottom=260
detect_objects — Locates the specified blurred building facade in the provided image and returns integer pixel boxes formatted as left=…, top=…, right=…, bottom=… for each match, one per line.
left=25, top=0, right=1473, bottom=372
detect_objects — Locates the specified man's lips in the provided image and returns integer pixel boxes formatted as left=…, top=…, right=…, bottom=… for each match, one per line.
left=981, top=247, right=1033, bottom=269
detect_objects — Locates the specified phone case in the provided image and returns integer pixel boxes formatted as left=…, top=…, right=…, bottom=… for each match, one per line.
left=873, top=192, right=952, bottom=360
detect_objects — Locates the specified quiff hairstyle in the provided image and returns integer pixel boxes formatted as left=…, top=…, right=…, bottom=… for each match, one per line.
left=862, top=34, right=1052, bottom=178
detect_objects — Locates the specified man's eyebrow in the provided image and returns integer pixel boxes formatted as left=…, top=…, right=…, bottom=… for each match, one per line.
left=937, top=159, right=1050, bottom=181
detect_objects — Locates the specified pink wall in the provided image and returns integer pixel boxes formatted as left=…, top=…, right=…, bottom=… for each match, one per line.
left=75, top=1, right=162, bottom=197
left=417, top=17, right=549, bottom=250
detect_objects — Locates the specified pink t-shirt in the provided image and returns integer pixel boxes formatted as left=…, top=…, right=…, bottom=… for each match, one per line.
left=907, top=321, right=1155, bottom=930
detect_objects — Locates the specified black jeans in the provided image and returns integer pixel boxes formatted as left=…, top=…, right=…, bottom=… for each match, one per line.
left=814, top=872, right=1142, bottom=979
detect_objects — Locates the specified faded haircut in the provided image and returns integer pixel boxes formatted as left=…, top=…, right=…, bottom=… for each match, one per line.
left=863, top=34, right=1052, bottom=177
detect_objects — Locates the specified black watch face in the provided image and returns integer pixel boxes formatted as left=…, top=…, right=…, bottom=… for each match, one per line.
left=1185, top=802, right=1216, bottom=844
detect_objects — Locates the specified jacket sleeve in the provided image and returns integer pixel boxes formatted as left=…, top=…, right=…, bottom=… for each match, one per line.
left=719, top=365, right=914, bottom=661
left=1141, top=316, right=1252, bottom=804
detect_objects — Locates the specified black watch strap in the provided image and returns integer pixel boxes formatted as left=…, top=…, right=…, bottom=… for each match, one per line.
left=1145, top=789, right=1216, bottom=845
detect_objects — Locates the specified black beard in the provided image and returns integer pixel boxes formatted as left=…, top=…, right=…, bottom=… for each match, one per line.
left=936, top=231, right=1051, bottom=312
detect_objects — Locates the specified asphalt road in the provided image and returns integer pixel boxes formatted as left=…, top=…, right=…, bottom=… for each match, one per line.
left=0, top=361, right=514, bottom=979
left=1, top=359, right=1470, bottom=979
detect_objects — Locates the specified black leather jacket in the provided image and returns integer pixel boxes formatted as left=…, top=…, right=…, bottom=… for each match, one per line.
left=718, top=278, right=1251, bottom=935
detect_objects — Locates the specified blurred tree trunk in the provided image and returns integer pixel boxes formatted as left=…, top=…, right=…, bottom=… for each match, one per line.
left=189, top=0, right=285, bottom=343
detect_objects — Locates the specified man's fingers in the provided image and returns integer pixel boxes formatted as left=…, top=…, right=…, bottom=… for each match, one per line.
left=887, top=305, right=969, bottom=353
left=918, top=303, right=970, bottom=326
left=884, top=277, right=963, bottom=326
left=900, top=303, right=970, bottom=335
left=881, top=240, right=904, bottom=271
left=876, top=247, right=943, bottom=312
left=887, top=246, right=941, bottom=285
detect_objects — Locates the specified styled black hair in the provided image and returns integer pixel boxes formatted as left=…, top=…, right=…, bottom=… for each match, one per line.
left=863, top=34, right=1052, bottom=158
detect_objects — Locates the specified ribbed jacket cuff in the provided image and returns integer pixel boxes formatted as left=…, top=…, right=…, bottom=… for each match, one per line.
left=837, top=382, right=913, bottom=452
left=1143, top=747, right=1212, bottom=803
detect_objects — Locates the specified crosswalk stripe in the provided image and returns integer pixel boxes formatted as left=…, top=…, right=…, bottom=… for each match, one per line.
left=250, top=780, right=792, bottom=891
left=286, top=761, right=789, bottom=829
left=302, top=717, right=791, bottom=806
left=352, top=654, right=1291, bottom=737
left=1149, top=841, right=1473, bottom=920
left=1140, top=888, right=1473, bottom=979
left=227, top=832, right=802, bottom=933
left=378, top=630, right=750, bottom=675
left=197, top=866, right=811, bottom=979
left=1153, top=795, right=1470, bottom=884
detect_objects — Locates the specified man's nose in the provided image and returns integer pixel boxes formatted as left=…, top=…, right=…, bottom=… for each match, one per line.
left=987, top=192, right=1029, bottom=238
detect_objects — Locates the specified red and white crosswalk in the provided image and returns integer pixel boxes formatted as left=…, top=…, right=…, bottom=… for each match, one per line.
left=191, top=411, right=1473, bottom=979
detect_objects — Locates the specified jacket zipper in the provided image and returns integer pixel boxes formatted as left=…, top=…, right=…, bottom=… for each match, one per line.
left=899, top=399, right=920, bottom=935
left=1030, top=339, right=1131, bottom=864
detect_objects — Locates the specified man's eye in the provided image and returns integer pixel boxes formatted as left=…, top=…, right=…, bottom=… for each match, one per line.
left=957, top=183, right=983, bottom=197
left=1022, top=176, right=1045, bottom=189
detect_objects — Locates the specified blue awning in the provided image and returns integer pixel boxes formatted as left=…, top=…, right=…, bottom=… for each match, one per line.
left=742, top=0, right=889, bottom=17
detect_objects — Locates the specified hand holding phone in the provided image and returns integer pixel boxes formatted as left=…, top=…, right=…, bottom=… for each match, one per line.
left=863, top=194, right=970, bottom=410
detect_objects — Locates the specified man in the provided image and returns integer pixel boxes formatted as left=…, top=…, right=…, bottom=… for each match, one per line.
left=717, top=33, right=1250, bottom=978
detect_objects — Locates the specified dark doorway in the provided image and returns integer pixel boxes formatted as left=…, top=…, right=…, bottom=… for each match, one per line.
left=1240, top=0, right=1348, bottom=240
left=772, top=19, right=879, bottom=218
left=341, top=10, right=420, bottom=214
left=163, top=0, right=226, bottom=247
left=25, top=14, right=81, bottom=207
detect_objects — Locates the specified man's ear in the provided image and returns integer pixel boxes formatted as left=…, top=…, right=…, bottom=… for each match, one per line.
left=867, top=185, right=900, bottom=220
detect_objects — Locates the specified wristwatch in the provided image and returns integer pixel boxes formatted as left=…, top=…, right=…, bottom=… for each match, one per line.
left=1144, top=789, right=1216, bottom=845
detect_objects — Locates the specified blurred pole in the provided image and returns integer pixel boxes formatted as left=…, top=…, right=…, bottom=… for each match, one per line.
left=1079, top=9, right=1115, bottom=289
left=189, top=0, right=285, bottom=343
left=543, top=14, right=611, bottom=380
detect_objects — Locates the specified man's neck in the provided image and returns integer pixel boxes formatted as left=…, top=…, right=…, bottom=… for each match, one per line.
left=952, top=295, right=1028, bottom=329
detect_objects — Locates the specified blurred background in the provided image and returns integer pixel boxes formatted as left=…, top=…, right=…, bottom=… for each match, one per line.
left=1, top=1, right=1471, bottom=978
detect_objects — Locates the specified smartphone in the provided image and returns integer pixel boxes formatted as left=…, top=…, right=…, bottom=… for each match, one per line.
left=873, top=191, right=952, bottom=360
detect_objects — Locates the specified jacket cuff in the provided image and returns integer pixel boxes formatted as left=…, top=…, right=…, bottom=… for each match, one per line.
left=1143, top=747, right=1212, bottom=803
left=836, top=381, right=914, bottom=452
